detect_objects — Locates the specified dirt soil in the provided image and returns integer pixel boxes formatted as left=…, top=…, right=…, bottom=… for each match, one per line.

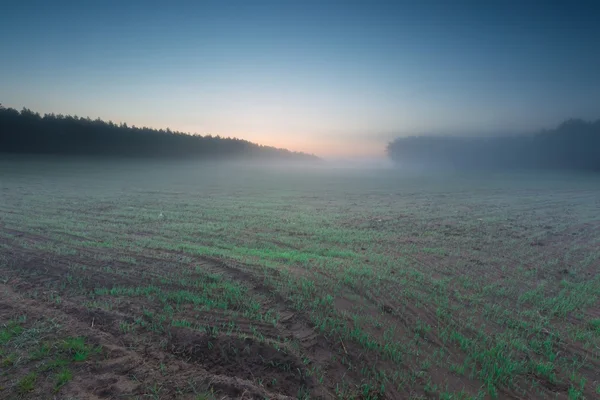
left=0, top=229, right=363, bottom=399
left=1, top=219, right=599, bottom=399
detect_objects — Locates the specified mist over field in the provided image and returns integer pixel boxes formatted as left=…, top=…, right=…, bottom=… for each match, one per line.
left=2, top=73, right=600, bottom=400
left=387, top=119, right=600, bottom=172
left=2, top=84, right=600, bottom=400
left=2, top=0, right=600, bottom=399
left=2, top=154, right=600, bottom=397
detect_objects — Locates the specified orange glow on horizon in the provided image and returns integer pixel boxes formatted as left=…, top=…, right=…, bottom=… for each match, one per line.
left=171, top=124, right=387, bottom=158
left=238, top=135, right=386, bottom=158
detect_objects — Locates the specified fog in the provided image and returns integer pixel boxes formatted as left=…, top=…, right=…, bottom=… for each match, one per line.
left=387, top=119, right=600, bottom=172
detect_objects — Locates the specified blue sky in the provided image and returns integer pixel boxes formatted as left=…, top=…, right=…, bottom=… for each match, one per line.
left=2, top=0, right=599, bottom=157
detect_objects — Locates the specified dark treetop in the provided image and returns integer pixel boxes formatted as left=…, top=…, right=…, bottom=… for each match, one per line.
left=0, top=105, right=318, bottom=162
left=387, top=119, right=600, bottom=172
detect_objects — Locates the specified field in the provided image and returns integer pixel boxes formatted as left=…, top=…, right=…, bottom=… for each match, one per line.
left=1, top=158, right=600, bottom=399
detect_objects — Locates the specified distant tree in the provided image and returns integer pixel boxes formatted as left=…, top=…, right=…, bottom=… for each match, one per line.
left=0, top=105, right=318, bottom=161
left=387, top=119, right=600, bottom=172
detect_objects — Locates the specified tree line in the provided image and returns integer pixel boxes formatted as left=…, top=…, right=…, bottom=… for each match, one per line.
left=0, top=105, right=318, bottom=161
left=387, top=119, right=600, bottom=171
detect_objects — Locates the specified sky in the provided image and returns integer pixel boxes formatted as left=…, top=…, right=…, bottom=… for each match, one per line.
left=1, top=1, right=600, bottom=158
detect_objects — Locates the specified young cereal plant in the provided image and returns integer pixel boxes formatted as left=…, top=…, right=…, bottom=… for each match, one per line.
left=30, top=342, right=52, bottom=361
left=18, top=372, right=38, bottom=393
left=54, top=368, right=73, bottom=392
left=61, top=336, right=101, bottom=362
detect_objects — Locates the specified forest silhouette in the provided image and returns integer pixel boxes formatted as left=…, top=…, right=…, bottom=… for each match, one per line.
left=0, top=105, right=318, bottom=161
left=387, top=119, right=600, bottom=171
left=3, top=104, right=599, bottom=170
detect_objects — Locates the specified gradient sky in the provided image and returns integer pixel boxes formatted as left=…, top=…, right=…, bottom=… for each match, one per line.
left=2, top=1, right=600, bottom=157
